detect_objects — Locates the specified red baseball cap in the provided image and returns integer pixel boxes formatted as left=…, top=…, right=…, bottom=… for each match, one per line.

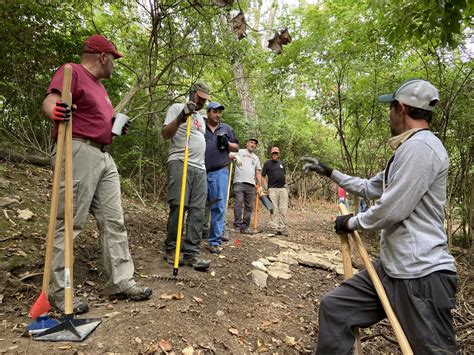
left=83, top=34, right=124, bottom=59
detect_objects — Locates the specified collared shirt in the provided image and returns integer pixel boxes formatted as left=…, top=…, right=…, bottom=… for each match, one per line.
left=204, top=121, right=239, bottom=172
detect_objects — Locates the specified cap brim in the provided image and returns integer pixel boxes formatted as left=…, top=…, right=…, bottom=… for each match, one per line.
left=197, top=91, right=210, bottom=100
left=112, top=50, right=124, bottom=59
left=248, top=139, right=259, bottom=144
left=378, top=94, right=395, bottom=103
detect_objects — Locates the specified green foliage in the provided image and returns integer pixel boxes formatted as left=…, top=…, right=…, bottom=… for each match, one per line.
left=371, top=0, right=473, bottom=48
left=0, top=0, right=471, bottom=243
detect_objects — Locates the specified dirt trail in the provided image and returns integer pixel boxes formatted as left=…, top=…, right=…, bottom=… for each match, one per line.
left=1, top=162, right=471, bottom=354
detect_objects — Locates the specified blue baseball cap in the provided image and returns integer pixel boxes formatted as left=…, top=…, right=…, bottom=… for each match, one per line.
left=207, top=101, right=225, bottom=111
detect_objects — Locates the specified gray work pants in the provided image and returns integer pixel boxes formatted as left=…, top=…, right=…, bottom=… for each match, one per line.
left=50, top=141, right=136, bottom=302
left=316, top=259, right=459, bottom=354
left=165, top=160, right=207, bottom=258
left=233, top=182, right=256, bottom=229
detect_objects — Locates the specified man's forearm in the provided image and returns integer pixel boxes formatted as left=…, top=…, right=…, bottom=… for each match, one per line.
left=42, top=93, right=61, bottom=124
left=228, top=142, right=239, bottom=152
left=161, top=117, right=181, bottom=139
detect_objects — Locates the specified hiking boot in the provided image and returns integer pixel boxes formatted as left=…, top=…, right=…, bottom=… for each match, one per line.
left=221, top=233, right=230, bottom=242
left=207, top=245, right=222, bottom=254
left=164, top=252, right=183, bottom=266
left=240, top=228, right=256, bottom=235
left=110, top=284, right=152, bottom=301
left=279, top=230, right=288, bottom=237
left=183, top=257, right=210, bottom=271
left=52, top=297, right=89, bottom=315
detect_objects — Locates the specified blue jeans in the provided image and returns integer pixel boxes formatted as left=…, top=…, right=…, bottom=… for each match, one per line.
left=207, top=168, right=229, bottom=246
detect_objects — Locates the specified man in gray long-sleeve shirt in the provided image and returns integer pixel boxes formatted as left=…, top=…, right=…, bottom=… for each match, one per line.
left=302, top=79, right=458, bottom=354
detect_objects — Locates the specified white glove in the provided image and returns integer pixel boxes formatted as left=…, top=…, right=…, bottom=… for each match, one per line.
left=229, top=153, right=242, bottom=167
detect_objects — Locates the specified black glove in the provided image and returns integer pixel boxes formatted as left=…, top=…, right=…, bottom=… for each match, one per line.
left=217, top=133, right=229, bottom=150
left=112, top=116, right=131, bottom=136
left=53, top=100, right=75, bottom=122
left=177, top=101, right=197, bottom=123
left=122, top=121, right=130, bottom=135
left=300, top=157, right=333, bottom=177
left=335, top=213, right=354, bottom=235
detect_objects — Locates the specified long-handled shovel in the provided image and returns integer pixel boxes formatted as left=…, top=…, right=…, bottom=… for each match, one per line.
left=338, top=204, right=413, bottom=355
left=173, top=114, right=193, bottom=277
left=34, top=64, right=101, bottom=342
left=337, top=203, right=362, bottom=355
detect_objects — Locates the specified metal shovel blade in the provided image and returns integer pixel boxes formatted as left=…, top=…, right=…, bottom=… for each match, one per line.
left=33, top=314, right=101, bottom=342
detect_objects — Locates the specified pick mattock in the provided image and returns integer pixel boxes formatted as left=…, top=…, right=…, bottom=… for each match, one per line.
left=34, top=64, right=101, bottom=342
left=338, top=204, right=413, bottom=355
left=173, top=114, right=193, bottom=277
left=337, top=203, right=362, bottom=355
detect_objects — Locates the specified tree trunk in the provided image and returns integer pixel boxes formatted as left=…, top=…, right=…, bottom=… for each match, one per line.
left=232, top=62, right=257, bottom=120
left=0, top=149, right=50, bottom=166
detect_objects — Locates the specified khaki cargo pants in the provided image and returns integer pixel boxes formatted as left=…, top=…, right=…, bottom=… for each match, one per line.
left=268, top=187, right=288, bottom=232
left=49, top=140, right=136, bottom=302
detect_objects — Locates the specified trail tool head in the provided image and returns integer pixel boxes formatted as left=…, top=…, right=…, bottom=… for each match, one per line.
left=33, top=314, right=101, bottom=342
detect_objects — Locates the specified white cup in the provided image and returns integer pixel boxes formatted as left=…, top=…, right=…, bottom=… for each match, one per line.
left=112, top=113, right=129, bottom=136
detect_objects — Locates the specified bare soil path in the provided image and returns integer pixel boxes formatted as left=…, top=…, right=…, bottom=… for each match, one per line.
left=0, top=162, right=472, bottom=354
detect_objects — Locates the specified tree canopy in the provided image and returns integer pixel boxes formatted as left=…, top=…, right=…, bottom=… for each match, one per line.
left=0, top=0, right=472, bottom=245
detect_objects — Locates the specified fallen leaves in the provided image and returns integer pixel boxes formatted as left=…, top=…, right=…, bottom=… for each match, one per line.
left=228, top=328, right=239, bottom=336
left=160, top=292, right=184, bottom=300
left=192, top=296, right=203, bottom=304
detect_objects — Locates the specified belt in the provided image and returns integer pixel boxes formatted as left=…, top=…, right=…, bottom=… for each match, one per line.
left=72, top=137, right=109, bottom=152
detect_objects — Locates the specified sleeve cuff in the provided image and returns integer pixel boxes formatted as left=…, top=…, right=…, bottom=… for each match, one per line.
left=348, top=216, right=359, bottom=230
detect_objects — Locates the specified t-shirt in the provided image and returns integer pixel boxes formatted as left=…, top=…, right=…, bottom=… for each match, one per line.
left=233, top=149, right=261, bottom=185
left=47, top=63, right=115, bottom=145
left=163, top=103, right=206, bottom=170
left=204, top=122, right=239, bottom=172
left=262, top=160, right=286, bottom=188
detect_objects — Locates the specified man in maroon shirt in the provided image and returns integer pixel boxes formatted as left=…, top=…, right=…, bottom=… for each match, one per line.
left=42, top=34, right=152, bottom=315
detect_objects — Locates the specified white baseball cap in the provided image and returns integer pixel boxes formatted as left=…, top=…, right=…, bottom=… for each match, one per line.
left=378, top=79, right=439, bottom=112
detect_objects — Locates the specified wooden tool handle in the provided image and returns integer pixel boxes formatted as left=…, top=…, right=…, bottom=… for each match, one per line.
left=338, top=204, right=413, bottom=355
left=62, top=64, right=75, bottom=315
left=338, top=204, right=362, bottom=354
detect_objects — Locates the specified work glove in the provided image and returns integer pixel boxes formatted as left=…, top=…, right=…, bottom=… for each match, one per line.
left=229, top=153, right=243, bottom=167
left=53, top=100, right=75, bottom=122
left=335, top=213, right=354, bottom=235
left=300, top=157, right=333, bottom=177
left=177, top=101, right=197, bottom=123
left=217, top=133, right=230, bottom=150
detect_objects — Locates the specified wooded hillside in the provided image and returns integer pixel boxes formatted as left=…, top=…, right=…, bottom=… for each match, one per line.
left=0, top=0, right=472, bottom=246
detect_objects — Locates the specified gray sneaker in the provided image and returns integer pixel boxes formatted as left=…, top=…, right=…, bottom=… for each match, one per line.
left=51, top=297, right=89, bottom=315
left=183, top=257, right=210, bottom=271
left=110, top=284, right=152, bottom=301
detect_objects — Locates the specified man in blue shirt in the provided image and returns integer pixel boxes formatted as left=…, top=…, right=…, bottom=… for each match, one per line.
left=204, top=102, right=239, bottom=253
